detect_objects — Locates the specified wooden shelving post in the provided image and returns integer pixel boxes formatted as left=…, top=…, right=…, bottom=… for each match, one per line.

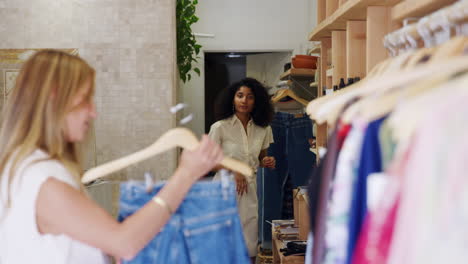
left=346, top=20, right=367, bottom=79
left=326, top=0, right=339, bottom=18
left=317, top=0, right=327, bottom=24
left=319, top=38, right=331, bottom=96
left=331, top=31, right=347, bottom=86
left=366, top=6, right=393, bottom=73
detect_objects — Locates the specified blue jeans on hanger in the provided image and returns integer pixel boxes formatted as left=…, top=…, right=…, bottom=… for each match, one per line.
left=119, top=179, right=250, bottom=264
left=258, top=112, right=316, bottom=248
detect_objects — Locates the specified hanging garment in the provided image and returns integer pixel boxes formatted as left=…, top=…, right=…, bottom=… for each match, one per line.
left=208, top=114, right=274, bottom=257
left=259, top=112, right=315, bottom=248
left=308, top=120, right=352, bottom=264
left=388, top=91, right=468, bottom=264
left=378, top=119, right=397, bottom=171
left=323, top=120, right=368, bottom=264
left=305, top=232, right=314, bottom=264
left=310, top=128, right=339, bottom=264
left=346, top=117, right=386, bottom=264
left=351, top=193, right=399, bottom=264
left=348, top=118, right=401, bottom=264
left=118, top=179, right=250, bottom=264
left=309, top=98, right=359, bottom=264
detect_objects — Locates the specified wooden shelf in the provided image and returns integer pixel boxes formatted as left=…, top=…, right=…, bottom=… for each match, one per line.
left=280, top=68, right=316, bottom=80
left=392, top=0, right=457, bottom=21
left=309, top=44, right=321, bottom=54
left=308, top=0, right=401, bottom=41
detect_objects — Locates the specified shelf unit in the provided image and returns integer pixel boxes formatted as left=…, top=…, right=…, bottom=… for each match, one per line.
left=309, top=44, right=321, bottom=54
left=280, top=68, right=316, bottom=80
left=310, top=0, right=402, bottom=41
left=391, top=0, right=458, bottom=21
left=308, top=0, right=459, bottom=159
left=310, top=0, right=402, bottom=156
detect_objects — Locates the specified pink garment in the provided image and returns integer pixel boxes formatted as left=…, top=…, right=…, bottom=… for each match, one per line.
left=351, top=196, right=399, bottom=264
left=388, top=89, right=468, bottom=264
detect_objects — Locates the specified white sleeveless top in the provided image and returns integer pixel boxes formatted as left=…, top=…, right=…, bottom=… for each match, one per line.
left=0, top=149, right=110, bottom=264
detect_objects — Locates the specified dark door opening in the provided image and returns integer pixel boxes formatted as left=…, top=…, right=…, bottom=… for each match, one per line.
left=204, top=52, right=246, bottom=133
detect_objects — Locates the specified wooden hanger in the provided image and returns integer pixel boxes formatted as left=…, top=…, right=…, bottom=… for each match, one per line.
left=340, top=37, right=468, bottom=124
left=404, top=47, right=436, bottom=69
left=430, top=36, right=468, bottom=63
left=338, top=52, right=419, bottom=124
left=390, top=72, right=468, bottom=144
left=271, top=88, right=309, bottom=106
left=320, top=52, right=414, bottom=125
left=81, top=127, right=253, bottom=184
left=359, top=74, right=447, bottom=123
left=349, top=36, right=468, bottom=124
left=324, top=55, right=468, bottom=126
left=305, top=55, right=402, bottom=124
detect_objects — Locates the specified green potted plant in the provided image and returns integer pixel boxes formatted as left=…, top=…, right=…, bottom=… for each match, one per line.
left=176, top=0, right=202, bottom=83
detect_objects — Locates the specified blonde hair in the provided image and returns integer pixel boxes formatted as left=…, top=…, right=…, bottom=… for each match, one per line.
left=0, top=49, right=96, bottom=208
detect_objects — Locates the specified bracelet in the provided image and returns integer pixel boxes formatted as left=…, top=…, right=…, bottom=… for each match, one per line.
left=152, top=196, right=174, bottom=215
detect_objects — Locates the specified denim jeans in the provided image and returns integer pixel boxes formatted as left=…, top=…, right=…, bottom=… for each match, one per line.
left=258, top=112, right=316, bottom=248
left=119, top=179, right=250, bottom=264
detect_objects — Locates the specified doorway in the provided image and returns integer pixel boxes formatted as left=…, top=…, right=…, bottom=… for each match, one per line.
left=204, top=51, right=292, bottom=133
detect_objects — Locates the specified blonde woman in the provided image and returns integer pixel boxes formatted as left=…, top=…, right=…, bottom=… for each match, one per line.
left=0, top=50, right=223, bottom=264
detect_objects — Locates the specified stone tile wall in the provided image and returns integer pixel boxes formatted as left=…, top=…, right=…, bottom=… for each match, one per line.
left=0, top=0, right=177, bottom=214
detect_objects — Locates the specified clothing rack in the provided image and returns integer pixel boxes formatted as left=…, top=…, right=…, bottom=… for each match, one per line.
left=384, top=0, right=468, bottom=54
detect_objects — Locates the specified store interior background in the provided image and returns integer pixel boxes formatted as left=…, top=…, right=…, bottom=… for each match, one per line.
left=0, top=0, right=317, bottom=215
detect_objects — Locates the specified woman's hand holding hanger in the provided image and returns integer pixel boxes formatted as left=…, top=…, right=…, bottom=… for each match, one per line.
left=179, top=135, right=224, bottom=183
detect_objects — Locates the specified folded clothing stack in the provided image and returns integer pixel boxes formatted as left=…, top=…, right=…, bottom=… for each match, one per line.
left=280, top=241, right=307, bottom=256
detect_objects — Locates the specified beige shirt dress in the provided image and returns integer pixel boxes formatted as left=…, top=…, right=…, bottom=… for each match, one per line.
left=209, top=115, right=274, bottom=257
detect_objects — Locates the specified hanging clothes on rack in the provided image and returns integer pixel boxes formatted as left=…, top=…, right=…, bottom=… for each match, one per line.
left=309, top=100, right=356, bottom=264
left=322, top=119, right=368, bottom=264
left=258, top=88, right=316, bottom=250
left=118, top=177, right=250, bottom=264
left=305, top=1, right=468, bottom=259
left=304, top=5, right=468, bottom=260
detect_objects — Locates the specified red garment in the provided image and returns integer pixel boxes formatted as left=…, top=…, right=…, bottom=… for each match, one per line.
left=337, top=122, right=352, bottom=150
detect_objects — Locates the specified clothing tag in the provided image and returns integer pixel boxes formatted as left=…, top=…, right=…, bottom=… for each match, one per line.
left=144, top=172, right=155, bottom=193
left=170, top=103, right=187, bottom=114
left=179, top=113, right=194, bottom=125
left=294, top=113, right=304, bottom=118
left=219, top=169, right=232, bottom=200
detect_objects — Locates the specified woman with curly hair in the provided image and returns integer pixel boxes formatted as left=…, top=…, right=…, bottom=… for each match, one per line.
left=209, top=77, right=275, bottom=263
